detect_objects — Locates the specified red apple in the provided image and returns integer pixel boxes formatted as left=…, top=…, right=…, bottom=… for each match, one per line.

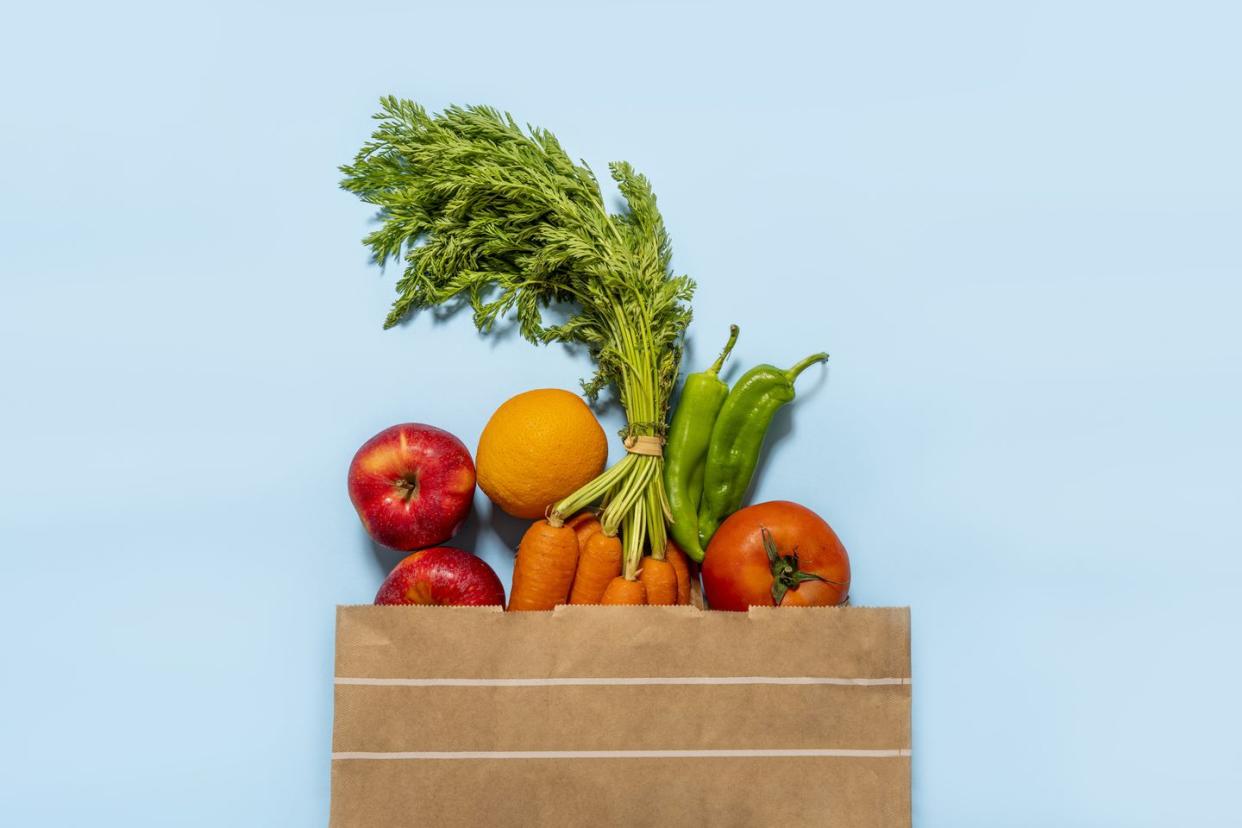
left=348, top=423, right=475, bottom=550
left=375, top=547, right=505, bottom=607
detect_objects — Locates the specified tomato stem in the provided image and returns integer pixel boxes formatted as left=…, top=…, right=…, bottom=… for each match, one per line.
left=761, top=527, right=844, bottom=605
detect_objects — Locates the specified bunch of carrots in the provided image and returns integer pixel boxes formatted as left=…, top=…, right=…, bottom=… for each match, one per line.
left=508, top=512, right=695, bottom=610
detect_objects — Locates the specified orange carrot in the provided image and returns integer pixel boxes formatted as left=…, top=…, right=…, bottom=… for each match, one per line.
left=600, top=576, right=647, bottom=605
left=565, top=511, right=602, bottom=551
left=665, top=540, right=692, bottom=605
left=569, top=531, right=623, bottom=604
left=508, top=520, right=579, bottom=611
left=639, top=557, right=678, bottom=605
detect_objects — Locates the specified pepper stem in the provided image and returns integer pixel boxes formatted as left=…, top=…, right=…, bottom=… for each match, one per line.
left=707, top=324, right=740, bottom=375
left=784, top=351, right=829, bottom=383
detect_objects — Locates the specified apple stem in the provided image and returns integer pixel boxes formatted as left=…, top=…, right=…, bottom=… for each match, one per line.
left=396, top=474, right=419, bottom=502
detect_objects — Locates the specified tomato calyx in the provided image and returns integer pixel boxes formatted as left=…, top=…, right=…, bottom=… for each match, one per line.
left=762, top=527, right=844, bottom=605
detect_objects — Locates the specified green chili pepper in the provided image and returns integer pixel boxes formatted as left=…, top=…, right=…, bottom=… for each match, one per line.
left=663, top=325, right=739, bottom=562
left=697, top=350, right=829, bottom=548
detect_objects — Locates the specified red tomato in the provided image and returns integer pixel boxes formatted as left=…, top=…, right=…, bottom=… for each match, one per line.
left=702, top=501, right=850, bottom=611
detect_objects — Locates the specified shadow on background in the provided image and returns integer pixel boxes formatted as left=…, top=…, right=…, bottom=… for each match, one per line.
left=366, top=493, right=530, bottom=583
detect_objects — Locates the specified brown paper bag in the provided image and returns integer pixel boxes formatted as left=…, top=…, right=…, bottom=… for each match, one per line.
left=331, top=604, right=910, bottom=827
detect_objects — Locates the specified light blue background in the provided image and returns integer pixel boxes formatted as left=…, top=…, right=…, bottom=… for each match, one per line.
left=2, top=1, right=1239, bottom=824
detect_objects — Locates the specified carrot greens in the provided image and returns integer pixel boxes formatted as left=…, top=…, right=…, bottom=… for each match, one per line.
left=340, top=98, right=694, bottom=579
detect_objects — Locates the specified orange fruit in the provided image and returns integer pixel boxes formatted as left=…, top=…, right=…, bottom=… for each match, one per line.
left=476, top=389, right=608, bottom=519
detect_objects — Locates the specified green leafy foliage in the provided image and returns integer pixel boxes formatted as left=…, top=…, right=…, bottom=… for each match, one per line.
left=339, top=97, right=694, bottom=421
